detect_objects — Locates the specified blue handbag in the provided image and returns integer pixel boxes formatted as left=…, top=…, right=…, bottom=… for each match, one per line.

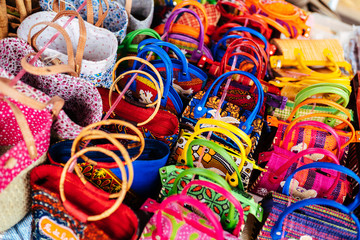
left=138, top=39, right=208, bottom=96
left=258, top=162, right=360, bottom=240
left=181, top=70, right=264, bottom=157
left=48, top=138, right=170, bottom=199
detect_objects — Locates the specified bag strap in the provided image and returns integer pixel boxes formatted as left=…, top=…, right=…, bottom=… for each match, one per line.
left=224, top=26, right=268, bottom=51
left=194, top=70, right=264, bottom=134
left=113, top=56, right=164, bottom=100
left=137, top=39, right=191, bottom=82
left=181, top=180, right=244, bottom=235
left=71, top=119, right=145, bottom=163
left=282, top=162, right=360, bottom=211
left=28, top=10, right=87, bottom=76
left=228, top=15, right=272, bottom=39
left=269, top=148, right=342, bottom=199
left=60, top=145, right=131, bottom=222
left=271, top=198, right=360, bottom=240
left=287, top=98, right=353, bottom=130
left=217, top=0, right=250, bottom=20
left=172, top=0, right=209, bottom=33
left=52, top=0, right=109, bottom=27
left=120, top=29, right=161, bottom=54
left=155, top=194, right=225, bottom=240
left=109, top=69, right=162, bottom=126
left=281, top=120, right=342, bottom=157
left=212, top=22, right=242, bottom=42
left=180, top=132, right=245, bottom=190
left=195, top=118, right=252, bottom=154
left=252, top=13, right=291, bottom=38
left=164, top=8, right=205, bottom=53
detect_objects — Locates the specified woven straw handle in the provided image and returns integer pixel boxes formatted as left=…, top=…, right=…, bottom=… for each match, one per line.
left=71, top=119, right=145, bottom=164
left=60, top=145, right=131, bottom=222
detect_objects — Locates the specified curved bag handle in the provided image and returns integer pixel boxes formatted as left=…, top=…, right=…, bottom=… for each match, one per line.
left=212, top=23, right=242, bottom=43
left=269, top=148, right=342, bottom=199
left=110, top=69, right=162, bottom=126
left=270, top=198, right=360, bottom=240
left=193, top=70, right=264, bottom=134
left=137, top=39, right=191, bottom=81
left=173, top=0, right=209, bottom=32
left=294, top=48, right=342, bottom=78
left=181, top=180, right=244, bottom=235
left=181, top=138, right=244, bottom=190
left=217, top=0, right=250, bottom=20
left=281, top=120, right=342, bottom=157
left=135, top=45, right=174, bottom=104
left=285, top=113, right=355, bottom=149
left=120, top=28, right=161, bottom=54
left=154, top=194, right=224, bottom=240
left=112, top=56, right=164, bottom=101
left=29, top=10, right=87, bottom=75
left=287, top=98, right=353, bottom=130
left=164, top=8, right=206, bottom=57
left=224, top=26, right=268, bottom=51
left=229, top=15, right=272, bottom=39
left=60, top=145, right=131, bottom=222
left=212, top=34, right=243, bottom=60
left=282, top=162, right=360, bottom=211
left=252, top=13, right=291, bottom=38
left=25, top=22, right=78, bottom=76
left=195, top=118, right=252, bottom=153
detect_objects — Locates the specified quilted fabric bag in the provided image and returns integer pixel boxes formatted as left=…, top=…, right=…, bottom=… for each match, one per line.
left=17, top=10, right=118, bottom=88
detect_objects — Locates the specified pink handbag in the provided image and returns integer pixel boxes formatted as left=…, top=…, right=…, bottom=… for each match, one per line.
left=0, top=77, right=63, bottom=192
left=250, top=121, right=351, bottom=203
left=0, top=37, right=102, bottom=134
left=0, top=68, right=82, bottom=139
left=139, top=194, right=242, bottom=240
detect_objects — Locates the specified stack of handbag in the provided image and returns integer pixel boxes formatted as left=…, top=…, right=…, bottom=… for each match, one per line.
left=1, top=0, right=360, bottom=239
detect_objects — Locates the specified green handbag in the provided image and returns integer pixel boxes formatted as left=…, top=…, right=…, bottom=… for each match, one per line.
left=159, top=139, right=263, bottom=231
left=117, top=28, right=161, bottom=59
left=270, top=83, right=353, bottom=127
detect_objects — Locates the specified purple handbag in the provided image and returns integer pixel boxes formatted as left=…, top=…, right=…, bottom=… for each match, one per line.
left=155, top=8, right=213, bottom=63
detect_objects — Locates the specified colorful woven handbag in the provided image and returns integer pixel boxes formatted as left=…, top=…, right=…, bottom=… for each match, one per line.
left=48, top=119, right=170, bottom=200
left=117, top=45, right=184, bottom=115
left=268, top=107, right=356, bottom=162
left=17, top=10, right=118, bottom=88
left=271, top=84, right=353, bottom=127
left=250, top=141, right=350, bottom=203
left=30, top=141, right=139, bottom=240
left=139, top=194, right=241, bottom=239
left=256, top=162, right=360, bottom=240
left=0, top=78, right=64, bottom=231
left=154, top=8, right=213, bottom=63
left=39, top=0, right=128, bottom=43
left=137, top=39, right=208, bottom=96
left=181, top=70, right=264, bottom=157
left=170, top=118, right=263, bottom=189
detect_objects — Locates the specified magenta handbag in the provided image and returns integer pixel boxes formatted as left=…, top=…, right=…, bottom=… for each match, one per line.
left=250, top=121, right=351, bottom=203
left=180, top=180, right=245, bottom=236
left=139, top=194, right=241, bottom=240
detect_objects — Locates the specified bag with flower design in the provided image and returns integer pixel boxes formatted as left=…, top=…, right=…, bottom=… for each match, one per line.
left=159, top=164, right=263, bottom=233
left=169, top=118, right=264, bottom=190
left=181, top=70, right=264, bottom=158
